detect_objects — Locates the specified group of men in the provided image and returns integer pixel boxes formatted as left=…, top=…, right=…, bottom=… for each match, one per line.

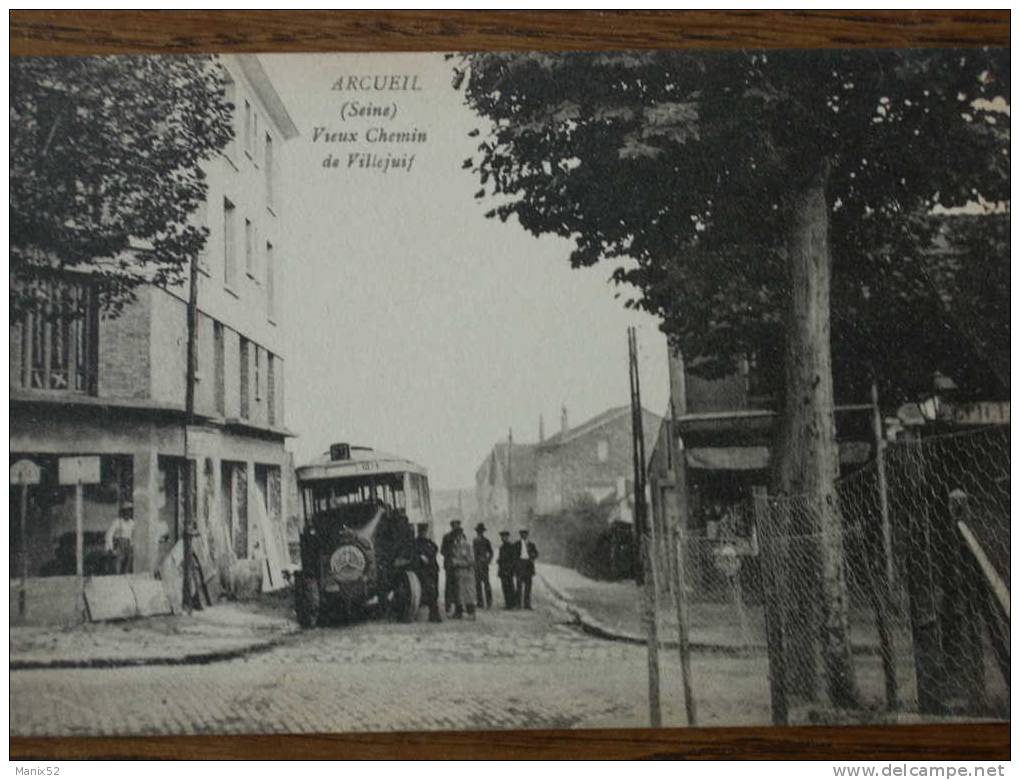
left=412, top=518, right=539, bottom=622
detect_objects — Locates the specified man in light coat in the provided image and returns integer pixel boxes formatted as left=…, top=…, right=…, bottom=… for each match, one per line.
left=513, top=529, right=539, bottom=610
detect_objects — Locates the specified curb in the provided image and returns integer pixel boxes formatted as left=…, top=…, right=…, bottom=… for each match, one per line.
left=536, top=570, right=882, bottom=658
left=537, top=570, right=649, bottom=647
left=10, top=629, right=299, bottom=671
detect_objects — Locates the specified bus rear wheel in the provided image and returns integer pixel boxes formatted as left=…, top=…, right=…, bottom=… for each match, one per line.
left=393, top=570, right=422, bottom=623
left=295, top=574, right=321, bottom=628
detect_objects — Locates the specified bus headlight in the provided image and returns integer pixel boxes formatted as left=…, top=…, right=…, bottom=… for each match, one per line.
left=330, top=544, right=367, bottom=582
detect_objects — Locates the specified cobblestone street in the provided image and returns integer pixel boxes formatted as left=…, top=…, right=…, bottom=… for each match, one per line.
left=10, top=579, right=772, bottom=736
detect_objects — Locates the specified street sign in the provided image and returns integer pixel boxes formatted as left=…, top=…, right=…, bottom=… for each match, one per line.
left=58, top=456, right=102, bottom=485
left=10, top=459, right=41, bottom=485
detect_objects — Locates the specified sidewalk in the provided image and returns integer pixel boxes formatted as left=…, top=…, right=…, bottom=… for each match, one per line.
left=10, top=598, right=298, bottom=670
left=537, top=563, right=885, bottom=654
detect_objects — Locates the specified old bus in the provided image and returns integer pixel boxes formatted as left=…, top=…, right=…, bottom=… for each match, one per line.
left=294, top=443, right=432, bottom=627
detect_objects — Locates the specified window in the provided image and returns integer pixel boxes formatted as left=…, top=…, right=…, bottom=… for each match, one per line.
left=244, top=218, right=255, bottom=276
left=597, top=439, right=609, bottom=463
left=213, top=321, right=225, bottom=415
left=157, top=456, right=191, bottom=545
left=223, top=198, right=237, bottom=288
left=9, top=453, right=132, bottom=577
left=239, top=337, right=250, bottom=419
left=267, top=353, right=276, bottom=426
left=17, top=277, right=98, bottom=394
left=266, top=242, right=276, bottom=320
left=243, top=99, right=252, bottom=156
left=195, top=196, right=209, bottom=272
left=222, top=461, right=248, bottom=559
left=265, top=133, right=275, bottom=208
left=254, top=345, right=262, bottom=402
left=222, top=73, right=237, bottom=161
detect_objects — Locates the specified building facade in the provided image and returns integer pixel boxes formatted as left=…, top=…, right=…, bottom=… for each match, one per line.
left=10, top=56, right=299, bottom=611
left=534, top=406, right=661, bottom=516
left=647, top=345, right=874, bottom=597
left=473, top=406, right=661, bottom=534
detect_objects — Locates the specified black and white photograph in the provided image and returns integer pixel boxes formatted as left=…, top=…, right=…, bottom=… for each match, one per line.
left=9, top=46, right=1010, bottom=738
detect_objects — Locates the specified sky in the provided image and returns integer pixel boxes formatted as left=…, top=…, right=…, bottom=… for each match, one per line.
left=260, top=53, right=669, bottom=490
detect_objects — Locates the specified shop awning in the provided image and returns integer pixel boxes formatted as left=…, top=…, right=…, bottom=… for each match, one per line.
left=685, top=442, right=872, bottom=471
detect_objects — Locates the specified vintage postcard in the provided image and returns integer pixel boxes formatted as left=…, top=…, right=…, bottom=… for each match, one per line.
left=9, top=48, right=1009, bottom=738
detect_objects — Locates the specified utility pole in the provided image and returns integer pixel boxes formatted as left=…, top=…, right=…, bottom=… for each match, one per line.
left=628, top=326, right=661, bottom=728
left=870, top=379, right=894, bottom=591
left=668, top=398, right=697, bottom=726
left=507, top=427, right=514, bottom=530
left=870, top=377, right=900, bottom=711
left=182, top=253, right=199, bottom=614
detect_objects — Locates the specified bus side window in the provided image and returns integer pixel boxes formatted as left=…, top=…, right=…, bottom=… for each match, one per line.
left=394, top=476, right=406, bottom=509
left=409, top=473, right=421, bottom=509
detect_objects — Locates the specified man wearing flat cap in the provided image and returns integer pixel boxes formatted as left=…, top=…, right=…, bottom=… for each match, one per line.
left=413, top=522, right=442, bottom=622
left=496, top=530, right=518, bottom=609
left=440, top=518, right=462, bottom=615
left=473, top=522, right=494, bottom=609
left=513, top=529, right=539, bottom=610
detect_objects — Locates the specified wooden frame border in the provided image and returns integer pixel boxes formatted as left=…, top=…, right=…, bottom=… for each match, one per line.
left=9, top=9, right=1011, bottom=761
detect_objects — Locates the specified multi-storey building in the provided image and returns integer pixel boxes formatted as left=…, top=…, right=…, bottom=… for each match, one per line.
left=10, top=56, right=299, bottom=614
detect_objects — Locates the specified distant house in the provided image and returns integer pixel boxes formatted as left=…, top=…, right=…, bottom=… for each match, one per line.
left=474, top=440, right=538, bottom=533
left=474, top=405, right=661, bottom=533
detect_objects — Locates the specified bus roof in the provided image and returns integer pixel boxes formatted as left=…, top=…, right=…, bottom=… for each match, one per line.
left=296, top=446, right=429, bottom=483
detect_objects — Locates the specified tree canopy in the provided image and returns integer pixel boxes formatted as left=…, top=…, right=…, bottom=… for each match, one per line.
left=457, top=48, right=1009, bottom=404
left=457, top=47, right=1009, bottom=708
left=10, top=55, right=234, bottom=320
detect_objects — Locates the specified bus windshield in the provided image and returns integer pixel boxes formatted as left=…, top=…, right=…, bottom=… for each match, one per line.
left=303, top=472, right=407, bottom=517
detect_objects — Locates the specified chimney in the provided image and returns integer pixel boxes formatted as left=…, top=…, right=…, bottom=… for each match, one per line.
left=560, top=405, right=569, bottom=435
left=539, top=414, right=545, bottom=443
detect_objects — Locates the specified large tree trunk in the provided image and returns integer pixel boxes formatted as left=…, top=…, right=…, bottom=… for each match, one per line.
left=771, top=161, right=860, bottom=710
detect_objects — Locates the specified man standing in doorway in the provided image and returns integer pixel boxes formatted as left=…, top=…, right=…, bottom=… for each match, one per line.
left=496, top=530, right=518, bottom=609
left=105, top=502, right=135, bottom=574
left=514, top=529, right=538, bottom=610
left=473, top=523, right=494, bottom=609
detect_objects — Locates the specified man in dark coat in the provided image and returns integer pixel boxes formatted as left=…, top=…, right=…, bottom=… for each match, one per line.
left=472, top=523, right=494, bottom=609
left=496, top=530, right=518, bottom=609
left=413, top=523, right=442, bottom=623
left=440, top=519, right=462, bottom=616
left=514, top=529, right=539, bottom=610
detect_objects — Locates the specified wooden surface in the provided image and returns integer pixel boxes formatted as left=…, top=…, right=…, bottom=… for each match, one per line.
left=10, top=723, right=1013, bottom=761
left=9, top=10, right=1010, bottom=55
left=8, top=9, right=1011, bottom=761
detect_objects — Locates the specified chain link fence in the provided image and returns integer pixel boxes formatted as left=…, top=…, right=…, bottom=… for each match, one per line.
left=666, top=425, right=1009, bottom=723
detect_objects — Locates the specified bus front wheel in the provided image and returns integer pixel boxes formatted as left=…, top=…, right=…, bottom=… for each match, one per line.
left=393, top=570, right=422, bottom=623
